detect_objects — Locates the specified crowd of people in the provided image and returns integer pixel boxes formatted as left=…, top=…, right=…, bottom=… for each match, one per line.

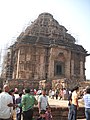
left=0, top=85, right=52, bottom=120
left=0, top=84, right=90, bottom=120
left=67, top=86, right=90, bottom=120
left=48, top=88, right=68, bottom=100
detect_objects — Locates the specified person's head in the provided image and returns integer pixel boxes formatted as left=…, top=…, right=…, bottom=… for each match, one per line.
left=14, top=88, right=18, bottom=94
left=25, top=88, right=30, bottom=93
left=46, top=106, right=51, bottom=112
left=73, top=86, right=79, bottom=92
left=40, top=110, right=46, bottom=118
left=19, top=92, right=23, bottom=97
left=71, top=88, right=74, bottom=93
left=3, top=84, right=9, bottom=92
left=86, top=87, right=90, bottom=94
left=42, top=88, right=46, bottom=96
left=23, top=89, right=25, bottom=94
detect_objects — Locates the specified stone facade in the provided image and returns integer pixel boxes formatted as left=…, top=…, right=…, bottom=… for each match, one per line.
left=1, top=13, right=89, bottom=89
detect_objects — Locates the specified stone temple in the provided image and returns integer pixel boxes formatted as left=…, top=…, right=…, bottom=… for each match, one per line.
left=1, top=13, right=89, bottom=90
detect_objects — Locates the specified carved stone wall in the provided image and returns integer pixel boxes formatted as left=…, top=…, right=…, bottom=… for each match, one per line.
left=12, top=46, right=48, bottom=80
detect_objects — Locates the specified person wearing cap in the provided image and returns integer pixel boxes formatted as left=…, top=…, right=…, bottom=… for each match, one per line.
left=38, top=88, right=49, bottom=113
left=0, top=84, right=13, bottom=120
left=18, top=88, right=38, bottom=120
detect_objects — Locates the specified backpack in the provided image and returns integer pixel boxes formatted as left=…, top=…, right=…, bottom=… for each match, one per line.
left=68, top=93, right=72, bottom=106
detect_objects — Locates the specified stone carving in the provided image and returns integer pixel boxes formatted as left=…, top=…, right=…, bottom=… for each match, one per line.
left=18, top=13, right=75, bottom=43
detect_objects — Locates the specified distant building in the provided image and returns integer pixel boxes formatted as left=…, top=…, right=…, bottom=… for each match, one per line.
left=1, top=13, right=89, bottom=89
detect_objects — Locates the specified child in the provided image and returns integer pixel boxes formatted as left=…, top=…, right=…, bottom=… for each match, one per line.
left=45, top=106, right=52, bottom=120
left=16, top=92, right=22, bottom=120
left=37, top=110, right=46, bottom=120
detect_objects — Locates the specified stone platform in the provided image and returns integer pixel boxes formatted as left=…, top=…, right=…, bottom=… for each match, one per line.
left=34, top=97, right=85, bottom=120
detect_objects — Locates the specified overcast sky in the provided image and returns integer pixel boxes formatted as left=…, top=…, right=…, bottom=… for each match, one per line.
left=0, top=0, right=90, bottom=79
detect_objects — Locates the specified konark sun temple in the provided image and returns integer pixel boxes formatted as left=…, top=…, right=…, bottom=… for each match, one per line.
left=1, top=13, right=90, bottom=90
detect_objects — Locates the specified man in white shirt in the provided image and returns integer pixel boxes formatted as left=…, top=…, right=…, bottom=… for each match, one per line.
left=38, top=88, right=49, bottom=113
left=0, top=84, right=13, bottom=120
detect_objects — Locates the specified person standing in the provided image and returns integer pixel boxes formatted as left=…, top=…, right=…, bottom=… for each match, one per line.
left=18, top=88, right=38, bottom=120
left=68, top=86, right=79, bottom=120
left=9, top=89, right=16, bottom=109
left=68, top=88, right=74, bottom=120
left=0, top=84, right=13, bottom=120
left=55, top=90, right=59, bottom=100
left=38, top=88, right=49, bottom=113
left=51, top=90, right=55, bottom=99
left=9, top=89, right=16, bottom=120
left=16, top=92, right=22, bottom=120
left=83, top=87, right=90, bottom=120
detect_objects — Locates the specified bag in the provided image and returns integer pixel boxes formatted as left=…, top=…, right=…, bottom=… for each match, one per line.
left=68, top=93, right=72, bottom=106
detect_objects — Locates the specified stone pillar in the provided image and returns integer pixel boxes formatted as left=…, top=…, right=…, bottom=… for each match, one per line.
left=48, top=60, right=54, bottom=78
left=48, top=48, right=54, bottom=79
left=80, top=61, right=84, bottom=79
left=65, top=51, right=71, bottom=79
left=71, top=60, right=74, bottom=76
left=39, top=54, right=45, bottom=79
left=16, top=49, right=20, bottom=79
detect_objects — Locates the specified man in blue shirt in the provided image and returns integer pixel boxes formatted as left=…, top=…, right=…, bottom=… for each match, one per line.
left=83, top=87, right=90, bottom=120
